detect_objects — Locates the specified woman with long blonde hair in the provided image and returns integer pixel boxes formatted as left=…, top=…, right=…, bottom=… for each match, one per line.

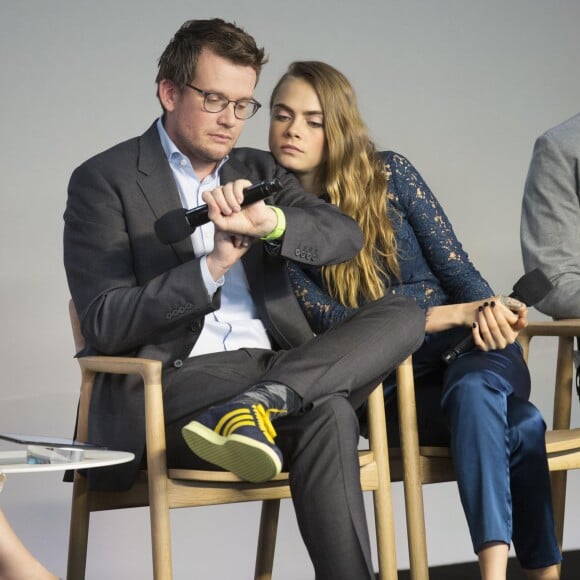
left=269, top=61, right=561, bottom=580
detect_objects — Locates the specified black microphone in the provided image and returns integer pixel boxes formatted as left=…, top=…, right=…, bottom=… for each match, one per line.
left=441, top=268, right=553, bottom=364
left=154, top=178, right=283, bottom=244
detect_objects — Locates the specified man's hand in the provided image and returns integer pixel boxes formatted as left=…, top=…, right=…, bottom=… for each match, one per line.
left=202, top=179, right=278, bottom=237
left=203, top=180, right=280, bottom=281
left=206, top=228, right=253, bottom=281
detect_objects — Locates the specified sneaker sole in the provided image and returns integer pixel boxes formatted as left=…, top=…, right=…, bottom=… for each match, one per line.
left=182, top=421, right=282, bottom=483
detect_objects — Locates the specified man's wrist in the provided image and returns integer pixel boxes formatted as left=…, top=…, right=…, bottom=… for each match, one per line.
left=260, top=206, right=286, bottom=241
left=202, top=255, right=226, bottom=289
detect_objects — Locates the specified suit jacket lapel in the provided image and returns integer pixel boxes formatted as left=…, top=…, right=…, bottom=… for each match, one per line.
left=136, top=122, right=195, bottom=263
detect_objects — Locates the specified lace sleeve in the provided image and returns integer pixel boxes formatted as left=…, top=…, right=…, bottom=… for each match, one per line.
left=388, top=152, right=493, bottom=302
left=287, top=261, right=353, bottom=334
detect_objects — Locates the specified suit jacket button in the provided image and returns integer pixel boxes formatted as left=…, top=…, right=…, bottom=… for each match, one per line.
left=173, top=359, right=183, bottom=368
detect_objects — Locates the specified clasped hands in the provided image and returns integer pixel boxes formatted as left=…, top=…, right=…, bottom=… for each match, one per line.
left=469, top=295, right=527, bottom=352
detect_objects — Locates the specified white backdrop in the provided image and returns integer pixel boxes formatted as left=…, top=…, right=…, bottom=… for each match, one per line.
left=0, top=1, right=579, bottom=578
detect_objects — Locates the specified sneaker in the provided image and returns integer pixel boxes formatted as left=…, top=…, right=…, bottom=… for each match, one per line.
left=181, top=402, right=284, bottom=483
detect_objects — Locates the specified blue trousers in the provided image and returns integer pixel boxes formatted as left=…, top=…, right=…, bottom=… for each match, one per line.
left=379, top=329, right=562, bottom=569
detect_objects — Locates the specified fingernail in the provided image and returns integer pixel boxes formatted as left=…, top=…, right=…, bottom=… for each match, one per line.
left=490, top=301, right=496, bottom=307
left=483, top=301, right=489, bottom=307
left=472, top=322, right=478, bottom=328
left=478, top=306, right=483, bottom=312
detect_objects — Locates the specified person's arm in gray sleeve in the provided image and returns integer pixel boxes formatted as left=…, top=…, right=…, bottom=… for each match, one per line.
left=521, top=127, right=580, bottom=318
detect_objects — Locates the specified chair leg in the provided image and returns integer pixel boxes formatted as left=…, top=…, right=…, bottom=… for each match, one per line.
left=397, top=360, right=429, bottom=580
left=367, top=384, right=398, bottom=580
left=551, top=470, right=567, bottom=550
left=372, top=470, right=398, bottom=580
left=143, top=363, right=173, bottom=580
left=149, top=485, right=173, bottom=580
left=254, top=499, right=280, bottom=580
left=67, top=476, right=90, bottom=580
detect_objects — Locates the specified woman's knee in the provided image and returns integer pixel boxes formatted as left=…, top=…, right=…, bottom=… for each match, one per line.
left=508, top=399, right=546, bottom=455
left=442, top=367, right=507, bottom=416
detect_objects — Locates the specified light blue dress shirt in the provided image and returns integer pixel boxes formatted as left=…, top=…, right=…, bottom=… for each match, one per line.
left=156, top=118, right=271, bottom=356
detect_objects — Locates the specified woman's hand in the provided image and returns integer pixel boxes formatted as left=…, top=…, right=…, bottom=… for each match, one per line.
left=470, top=297, right=528, bottom=352
left=425, top=297, right=527, bottom=353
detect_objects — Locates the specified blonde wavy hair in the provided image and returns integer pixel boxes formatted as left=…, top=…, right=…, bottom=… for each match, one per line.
left=270, top=61, right=400, bottom=307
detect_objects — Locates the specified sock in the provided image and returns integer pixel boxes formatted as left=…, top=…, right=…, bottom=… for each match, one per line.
left=232, top=381, right=301, bottom=420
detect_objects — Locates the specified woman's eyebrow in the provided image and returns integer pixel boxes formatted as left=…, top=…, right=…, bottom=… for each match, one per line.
left=273, top=103, right=323, bottom=117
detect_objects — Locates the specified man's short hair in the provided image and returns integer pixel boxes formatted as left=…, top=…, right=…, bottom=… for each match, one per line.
left=156, top=18, right=268, bottom=89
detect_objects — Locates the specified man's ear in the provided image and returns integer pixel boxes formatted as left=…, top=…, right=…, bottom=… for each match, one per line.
left=158, top=79, right=177, bottom=112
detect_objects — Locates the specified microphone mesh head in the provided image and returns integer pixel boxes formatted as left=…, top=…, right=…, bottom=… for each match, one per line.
left=512, top=268, right=553, bottom=306
left=154, top=209, right=192, bottom=244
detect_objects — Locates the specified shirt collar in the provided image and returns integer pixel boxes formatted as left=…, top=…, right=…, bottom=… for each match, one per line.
left=156, top=117, right=229, bottom=174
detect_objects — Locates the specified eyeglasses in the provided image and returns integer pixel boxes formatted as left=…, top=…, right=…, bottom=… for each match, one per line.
left=185, top=83, right=262, bottom=120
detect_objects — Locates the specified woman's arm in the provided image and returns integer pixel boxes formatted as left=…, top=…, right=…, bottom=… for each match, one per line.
left=287, top=261, right=354, bottom=334
left=388, top=152, right=493, bottom=304
left=388, top=152, right=527, bottom=348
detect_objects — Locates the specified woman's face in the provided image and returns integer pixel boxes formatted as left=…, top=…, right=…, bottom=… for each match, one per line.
left=269, top=77, right=326, bottom=183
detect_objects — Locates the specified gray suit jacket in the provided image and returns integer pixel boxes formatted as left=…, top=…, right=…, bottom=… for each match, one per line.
left=63, top=121, right=363, bottom=489
left=521, top=113, right=580, bottom=318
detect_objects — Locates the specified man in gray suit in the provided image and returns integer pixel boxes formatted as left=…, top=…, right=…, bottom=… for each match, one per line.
left=520, top=112, right=580, bottom=402
left=63, top=18, right=423, bottom=579
left=521, top=113, right=580, bottom=318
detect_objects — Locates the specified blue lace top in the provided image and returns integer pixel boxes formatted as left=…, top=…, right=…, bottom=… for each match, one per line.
left=287, top=151, right=493, bottom=333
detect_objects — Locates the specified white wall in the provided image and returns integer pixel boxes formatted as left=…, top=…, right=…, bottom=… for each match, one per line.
left=0, top=1, right=579, bottom=578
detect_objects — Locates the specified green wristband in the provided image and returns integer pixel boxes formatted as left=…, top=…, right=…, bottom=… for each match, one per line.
left=260, top=206, right=286, bottom=241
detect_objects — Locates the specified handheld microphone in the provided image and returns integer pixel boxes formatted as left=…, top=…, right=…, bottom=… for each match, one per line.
left=441, top=268, right=553, bottom=364
left=154, top=178, right=283, bottom=244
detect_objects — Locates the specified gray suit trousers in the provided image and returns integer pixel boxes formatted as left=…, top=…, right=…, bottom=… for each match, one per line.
left=163, top=293, right=424, bottom=579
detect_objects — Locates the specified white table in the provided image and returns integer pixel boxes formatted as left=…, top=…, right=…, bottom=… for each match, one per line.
left=0, top=449, right=134, bottom=491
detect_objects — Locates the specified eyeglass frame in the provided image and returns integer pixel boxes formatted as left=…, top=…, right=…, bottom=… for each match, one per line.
left=185, top=83, right=262, bottom=120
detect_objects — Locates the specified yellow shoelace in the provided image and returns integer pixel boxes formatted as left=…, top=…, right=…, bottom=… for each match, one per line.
left=253, top=404, right=286, bottom=444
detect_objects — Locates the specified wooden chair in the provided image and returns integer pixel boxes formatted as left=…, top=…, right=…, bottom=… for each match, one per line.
left=391, top=319, right=580, bottom=580
left=66, top=301, right=398, bottom=580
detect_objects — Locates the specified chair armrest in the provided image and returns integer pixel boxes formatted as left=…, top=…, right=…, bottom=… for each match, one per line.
left=75, top=356, right=164, bottom=454
left=522, top=319, right=580, bottom=338
left=78, top=355, right=162, bottom=385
